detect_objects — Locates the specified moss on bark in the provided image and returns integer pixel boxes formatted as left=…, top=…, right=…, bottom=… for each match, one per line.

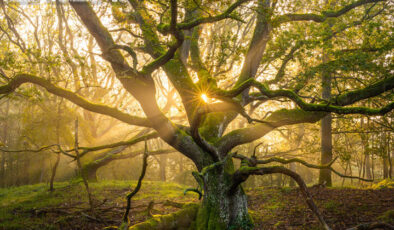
left=128, top=203, right=199, bottom=230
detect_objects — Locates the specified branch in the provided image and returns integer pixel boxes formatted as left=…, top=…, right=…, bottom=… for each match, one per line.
left=190, top=107, right=220, bottom=161
left=272, top=0, right=385, bottom=26
left=0, top=74, right=151, bottom=127
left=217, top=76, right=394, bottom=115
left=183, top=188, right=202, bottom=200
left=266, top=43, right=303, bottom=85
left=158, top=0, right=250, bottom=34
left=0, top=144, right=58, bottom=153
left=109, top=44, right=138, bottom=69
left=232, top=166, right=331, bottom=230
left=346, top=222, right=394, bottom=230
left=216, top=75, right=393, bottom=154
left=233, top=154, right=373, bottom=182
left=122, top=140, right=149, bottom=224
left=71, top=132, right=159, bottom=158
left=217, top=109, right=325, bottom=154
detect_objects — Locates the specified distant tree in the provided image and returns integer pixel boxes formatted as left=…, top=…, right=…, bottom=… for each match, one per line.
left=0, top=0, right=393, bottom=229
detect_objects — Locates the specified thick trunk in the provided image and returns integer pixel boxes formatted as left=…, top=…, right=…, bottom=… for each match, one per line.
left=195, top=162, right=253, bottom=230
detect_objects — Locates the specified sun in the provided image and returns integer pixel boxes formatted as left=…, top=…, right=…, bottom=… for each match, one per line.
left=201, top=93, right=209, bottom=103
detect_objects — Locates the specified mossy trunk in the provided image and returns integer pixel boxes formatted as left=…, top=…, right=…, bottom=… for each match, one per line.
left=82, top=164, right=98, bottom=182
left=195, top=161, right=253, bottom=230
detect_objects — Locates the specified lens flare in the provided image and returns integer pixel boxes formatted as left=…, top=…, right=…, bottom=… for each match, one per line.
left=201, top=93, right=209, bottom=103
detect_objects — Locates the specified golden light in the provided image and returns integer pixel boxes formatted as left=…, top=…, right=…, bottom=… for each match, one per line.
left=201, top=93, right=209, bottom=103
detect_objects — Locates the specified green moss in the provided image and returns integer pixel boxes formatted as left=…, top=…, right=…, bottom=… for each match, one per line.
left=371, top=179, right=394, bottom=189
left=0, top=181, right=196, bottom=229
left=129, top=203, right=199, bottom=230
left=378, top=209, right=394, bottom=223
left=199, top=113, right=226, bottom=142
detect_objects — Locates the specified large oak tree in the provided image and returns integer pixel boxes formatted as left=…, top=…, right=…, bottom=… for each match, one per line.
left=1, top=0, right=393, bottom=229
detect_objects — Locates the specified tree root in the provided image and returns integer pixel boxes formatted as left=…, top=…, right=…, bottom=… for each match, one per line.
left=128, top=203, right=199, bottom=230
left=346, top=222, right=394, bottom=230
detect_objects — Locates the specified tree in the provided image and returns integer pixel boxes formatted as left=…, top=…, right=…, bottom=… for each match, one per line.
left=0, top=0, right=393, bottom=229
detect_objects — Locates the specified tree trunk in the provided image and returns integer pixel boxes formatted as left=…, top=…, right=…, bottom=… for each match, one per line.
left=383, top=157, right=389, bottom=179
left=289, top=163, right=296, bottom=187
left=49, top=153, right=61, bottom=191
left=195, top=160, right=253, bottom=230
left=319, top=113, right=333, bottom=186
left=159, top=154, right=167, bottom=181
left=319, top=0, right=334, bottom=187
left=365, top=154, right=372, bottom=180
left=0, top=100, right=9, bottom=187
left=83, top=164, right=99, bottom=182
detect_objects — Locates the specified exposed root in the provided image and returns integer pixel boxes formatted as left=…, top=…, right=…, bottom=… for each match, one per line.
left=184, top=188, right=202, bottom=200
left=128, top=203, right=199, bottom=230
left=346, top=222, right=394, bottom=230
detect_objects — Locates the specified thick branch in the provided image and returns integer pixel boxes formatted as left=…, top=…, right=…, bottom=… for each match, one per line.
left=0, top=74, right=151, bottom=127
left=74, top=132, right=159, bottom=158
left=218, top=77, right=394, bottom=115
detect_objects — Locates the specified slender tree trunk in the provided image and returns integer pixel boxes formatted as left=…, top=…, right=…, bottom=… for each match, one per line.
left=50, top=101, right=62, bottom=191
left=383, top=157, right=389, bottom=179
left=319, top=0, right=335, bottom=187
left=387, top=133, right=392, bottom=179
left=276, top=174, right=282, bottom=187
left=382, top=131, right=389, bottom=179
left=159, top=154, right=167, bottom=181
left=74, top=119, right=94, bottom=210
left=319, top=52, right=333, bottom=187
left=289, top=163, right=296, bottom=187
left=342, top=163, right=348, bottom=187
left=1, top=100, right=9, bottom=187
left=365, top=154, right=372, bottom=179
left=372, top=156, right=375, bottom=180
left=319, top=111, right=333, bottom=186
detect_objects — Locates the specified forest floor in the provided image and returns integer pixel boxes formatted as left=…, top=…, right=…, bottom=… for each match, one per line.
left=0, top=180, right=393, bottom=230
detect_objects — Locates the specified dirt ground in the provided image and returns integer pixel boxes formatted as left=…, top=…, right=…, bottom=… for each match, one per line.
left=1, top=182, right=393, bottom=229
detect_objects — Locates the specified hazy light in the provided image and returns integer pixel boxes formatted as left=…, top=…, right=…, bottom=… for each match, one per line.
left=201, top=93, right=209, bottom=103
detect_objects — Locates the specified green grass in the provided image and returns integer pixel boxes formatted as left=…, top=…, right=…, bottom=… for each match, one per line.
left=0, top=180, right=195, bottom=230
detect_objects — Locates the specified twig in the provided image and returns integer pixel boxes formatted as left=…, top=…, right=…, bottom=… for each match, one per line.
left=121, top=139, right=149, bottom=225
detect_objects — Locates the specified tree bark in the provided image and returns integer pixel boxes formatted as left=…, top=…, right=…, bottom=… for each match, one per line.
left=50, top=100, right=62, bottom=191
left=195, top=159, right=253, bottom=230
left=365, top=154, right=372, bottom=180
left=0, top=100, right=9, bottom=187
left=159, top=154, right=167, bottom=181
left=319, top=9, right=333, bottom=186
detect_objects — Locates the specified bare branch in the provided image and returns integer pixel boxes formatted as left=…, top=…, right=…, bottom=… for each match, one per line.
left=158, top=0, right=250, bottom=34
left=272, top=0, right=385, bottom=26
left=233, top=166, right=331, bottom=230
left=122, top=139, right=149, bottom=224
